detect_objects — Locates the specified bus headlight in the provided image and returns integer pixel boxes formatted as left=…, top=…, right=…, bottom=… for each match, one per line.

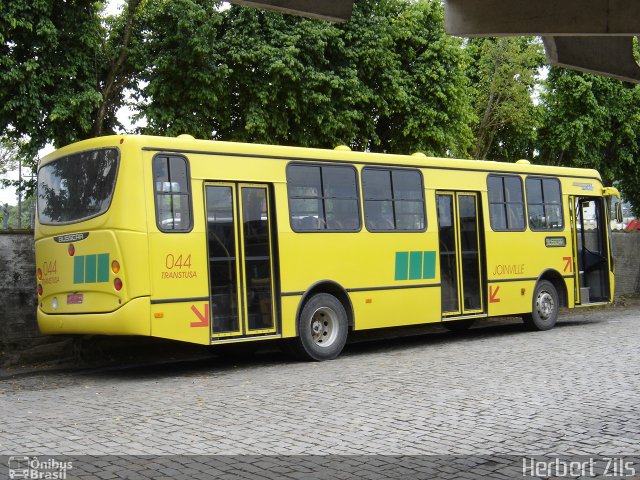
left=52, top=297, right=58, bottom=310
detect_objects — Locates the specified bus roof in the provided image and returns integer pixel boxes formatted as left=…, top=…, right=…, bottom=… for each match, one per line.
left=40, top=134, right=602, bottom=181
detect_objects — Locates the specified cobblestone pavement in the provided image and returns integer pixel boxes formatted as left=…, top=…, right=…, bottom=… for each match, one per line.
left=1, top=304, right=639, bottom=478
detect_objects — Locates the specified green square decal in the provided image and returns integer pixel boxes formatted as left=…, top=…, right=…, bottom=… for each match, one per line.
left=422, top=251, right=436, bottom=279
left=73, top=256, right=85, bottom=284
left=97, top=253, right=110, bottom=282
left=409, top=251, right=423, bottom=280
left=395, top=252, right=409, bottom=281
left=85, top=254, right=97, bottom=283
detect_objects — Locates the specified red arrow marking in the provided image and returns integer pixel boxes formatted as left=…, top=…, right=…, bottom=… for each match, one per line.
left=190, top=304, right=209, bottom=327
left=489, top=285, right=501, bottom=303
left=563, top=256, right=573, bottom=273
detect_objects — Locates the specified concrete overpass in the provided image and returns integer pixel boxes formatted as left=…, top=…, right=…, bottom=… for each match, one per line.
left=230, top=0, right=640, bottom=84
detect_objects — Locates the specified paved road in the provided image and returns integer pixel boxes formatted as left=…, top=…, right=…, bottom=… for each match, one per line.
left=1, top=303, right=639, bottom=478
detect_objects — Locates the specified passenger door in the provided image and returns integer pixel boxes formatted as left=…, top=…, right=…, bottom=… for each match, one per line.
left=436, top=192, right=484, bottom=317
left=569, top=196, right=612, bottom=304
left=205, top=183, right=278, bottom=339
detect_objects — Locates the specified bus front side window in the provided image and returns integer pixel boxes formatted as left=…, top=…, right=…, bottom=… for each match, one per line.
left=526, top=177, right=563, bottom=230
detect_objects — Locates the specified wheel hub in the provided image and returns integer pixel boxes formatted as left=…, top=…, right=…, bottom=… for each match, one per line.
left=536, top=291, right=555, bottom=320
left=312, top=320, right=322, bottom=335
left=310, top=307, right=338, bottom=347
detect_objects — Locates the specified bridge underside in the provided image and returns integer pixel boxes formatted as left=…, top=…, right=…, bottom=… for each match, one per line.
left=230, top=0, right=640, bottom=84
left=445, top=0, right=640, bottom=83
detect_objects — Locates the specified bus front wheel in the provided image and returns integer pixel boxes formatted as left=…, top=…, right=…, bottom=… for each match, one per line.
left=523, top=280, right=559, bottom=331
left=288, top=293, right=348, bottom=361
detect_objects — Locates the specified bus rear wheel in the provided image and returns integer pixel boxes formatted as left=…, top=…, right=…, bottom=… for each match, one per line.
left=288, top=293, right=348, bottom=361
left=523, top=280, right=559, bottom=331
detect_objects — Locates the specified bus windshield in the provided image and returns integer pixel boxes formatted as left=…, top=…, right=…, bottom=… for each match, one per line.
left=37, top=148, right=119, bottom=225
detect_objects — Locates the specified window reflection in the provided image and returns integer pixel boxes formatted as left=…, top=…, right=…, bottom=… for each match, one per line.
left=37, top=149, right=119, bottom=224
left=153, top=155, right=192, bottom=232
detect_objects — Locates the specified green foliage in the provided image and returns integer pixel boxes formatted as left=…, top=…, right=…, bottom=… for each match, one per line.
left=0, top=137, right=34, bottom=198
left=538, top=69, right=640, bottom=209
left=345, top=0, right=474, bottom=155
left=466, top=37, right=545, bottom=160
left=215, top=5, right=359, bottom=148
left=0, top=0, right=144, bottom=197
left=2, top=0, right=640, bottom=213
left=132, top=0, right=227, bottom=139
left=0, top=138, right=19, bottom=178
left=0, top=0, right=105, bottom=155
left=0, top=197, right=34, bottom=230
left=135, top=0, right=474, bottom=156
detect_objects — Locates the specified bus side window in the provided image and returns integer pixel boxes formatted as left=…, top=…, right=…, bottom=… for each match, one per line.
left=526, top=177, right=563, bottom=230
left=487, top=174, right=525, bottom=231
left=362, top=167, right=426, bottom=232
left=153, top=155, right=193, bottom=232
left=287, top=163, right=360, bottom=232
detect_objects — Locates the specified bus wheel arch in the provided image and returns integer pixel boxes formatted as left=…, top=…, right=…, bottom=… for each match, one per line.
left=296, top=280, right=354, bottom=331
left=536, top=269, right=568, bottom=308
left=523, top=270, right=565, bottom=331
left=287, top=281, right=353, bottom=361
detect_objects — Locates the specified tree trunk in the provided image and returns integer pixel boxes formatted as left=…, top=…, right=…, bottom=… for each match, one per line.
left=92, top=0, right=141, bottom=137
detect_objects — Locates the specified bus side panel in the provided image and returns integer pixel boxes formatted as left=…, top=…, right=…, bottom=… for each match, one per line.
left=146, top=167, right=210, bottom=345
left=281, top=296, right=299, bottom=338
left=482, top=199, right=575, bottom=316
left=350, top=288, right=441, bottom=330
left=277, top=226, right=442, bottom=331
left=150, top=301, right=210, bottom=345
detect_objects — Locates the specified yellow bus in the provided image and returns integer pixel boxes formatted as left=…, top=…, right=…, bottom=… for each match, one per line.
left=35, top=134, right=621, bottom=360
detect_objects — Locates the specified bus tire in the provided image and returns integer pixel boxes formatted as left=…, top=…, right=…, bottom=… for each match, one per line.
left=523, top=280, right=559, bottom=331
left=289, top=293, right=348, bottom=361
left=443, top=319, right=475, bottom=332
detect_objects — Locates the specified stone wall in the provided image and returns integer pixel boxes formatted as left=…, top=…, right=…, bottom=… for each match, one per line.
left=1, top=231, right=639, bottom=366
left=611, top=232, right=640, bottom=296
left=0, top=232, right=39, bottom=342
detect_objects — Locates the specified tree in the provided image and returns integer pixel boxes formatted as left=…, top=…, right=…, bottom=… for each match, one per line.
left=0, top=138, right=19, bottom=181
left=93, top=0, right=144, bottom=137
left=0, top=197, right=34, bottom=230
left=538, top=68, right=640, bottom=210
left=0, top=137, right=33, bottom=198
left=345, top=0, right=474, bottom=155
left=131, top=0, right=228, bottom=139
left=0, top=0, right=143, bottom=195
left=135, top=0, right=474, bottom=156
left=0, top=1, right=103, bottom=155
left=466, top=37, right=545, bottom=161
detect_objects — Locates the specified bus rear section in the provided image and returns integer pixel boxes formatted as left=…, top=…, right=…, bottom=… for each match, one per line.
left=35, top=143, right=152, bottom=336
